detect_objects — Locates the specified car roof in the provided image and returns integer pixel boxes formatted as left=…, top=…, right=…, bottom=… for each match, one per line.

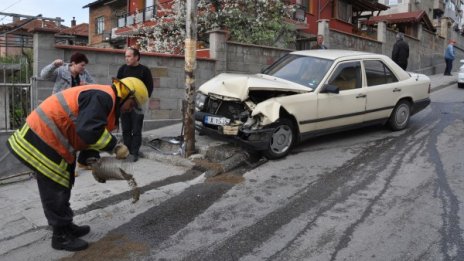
left=291, top=49, right=383, bottom=60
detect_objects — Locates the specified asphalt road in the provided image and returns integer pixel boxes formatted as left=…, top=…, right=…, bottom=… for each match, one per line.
left=66, top=83, right=464, bottom=261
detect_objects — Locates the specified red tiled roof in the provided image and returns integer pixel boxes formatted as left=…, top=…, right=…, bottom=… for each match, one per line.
left=59, top=23, right=89, bottom=37
left=0, top=18, right=66, bottom=33
left=364, top=10, right=435, bottom=31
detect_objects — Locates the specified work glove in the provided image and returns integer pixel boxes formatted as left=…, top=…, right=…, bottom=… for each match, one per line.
left=113, top=143, right=129, bottom=159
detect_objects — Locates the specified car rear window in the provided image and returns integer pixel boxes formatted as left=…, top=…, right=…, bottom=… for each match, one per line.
left=364, top=60, right=399, bottom=86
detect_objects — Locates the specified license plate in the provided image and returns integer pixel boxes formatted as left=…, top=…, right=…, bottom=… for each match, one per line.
left=204, top=116, right=230, bottom=126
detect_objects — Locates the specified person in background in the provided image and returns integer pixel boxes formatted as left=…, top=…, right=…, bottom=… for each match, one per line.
left=311, top=34, right=328, bottom=50
left=6, top=77, right=148, bottom=252
left=41, top=52, right=98, bottom=171
left=40, top=52, right=95, bottom=94
left=391, top=32, right=409, bottom=70
left=444, top=39, right=456, bottom=76
left=117, top=47, right=153, bottom=162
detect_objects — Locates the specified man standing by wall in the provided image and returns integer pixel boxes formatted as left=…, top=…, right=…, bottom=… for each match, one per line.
left=444, top=39, right=456, bottom=76
left=311, top=34, right=327, bottom=50
left=117, top=47, right=153, bottom=162
left=391, top=32, right=409, bottom=70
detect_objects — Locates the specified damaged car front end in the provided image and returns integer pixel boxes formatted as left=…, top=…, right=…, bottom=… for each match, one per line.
left=194, top=75, right=315, bottom=159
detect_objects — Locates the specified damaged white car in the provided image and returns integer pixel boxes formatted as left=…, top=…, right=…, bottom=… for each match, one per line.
left=195, top=50, right=431, bottom=159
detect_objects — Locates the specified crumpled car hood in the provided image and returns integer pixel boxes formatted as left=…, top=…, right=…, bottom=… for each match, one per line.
left=199, top=73, right=311, bottom=101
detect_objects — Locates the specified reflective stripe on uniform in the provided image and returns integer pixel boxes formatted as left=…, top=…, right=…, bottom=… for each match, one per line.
left=56, top=92, right=76, bottom=122
left=8, top=125, right=70, bottom=188
left=35, top=106, right=75, bottom=155
left=88, top=128, right=112, bottom=150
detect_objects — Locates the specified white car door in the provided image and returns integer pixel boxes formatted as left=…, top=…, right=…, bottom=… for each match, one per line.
left=362, top=59, right=402, bottom=122
left=316, top=61, right=366, bottom=130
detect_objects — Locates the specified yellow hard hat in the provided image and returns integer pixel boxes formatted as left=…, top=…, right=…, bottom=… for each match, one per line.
left=113, top=77, right=149, bottom=106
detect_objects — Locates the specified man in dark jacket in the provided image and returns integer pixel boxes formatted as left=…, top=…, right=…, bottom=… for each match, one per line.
left=392, top=32, right=409, bottom=70
left=117, top=47, right=153, bottom=162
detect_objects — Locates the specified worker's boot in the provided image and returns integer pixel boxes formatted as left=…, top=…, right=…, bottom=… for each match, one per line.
left=51, top=225, right=88, bottom=251
left=68, top=223, right=90, bottom=238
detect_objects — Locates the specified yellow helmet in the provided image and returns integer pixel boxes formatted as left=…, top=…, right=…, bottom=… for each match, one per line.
left=113, top=77, right=149, bottom=106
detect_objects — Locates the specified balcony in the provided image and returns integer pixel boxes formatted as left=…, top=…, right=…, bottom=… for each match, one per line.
left=117, top=5, right=156, bottom=28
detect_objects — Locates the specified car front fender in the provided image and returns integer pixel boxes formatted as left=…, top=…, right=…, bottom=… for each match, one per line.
left=251, top=99, right=281, bottom=125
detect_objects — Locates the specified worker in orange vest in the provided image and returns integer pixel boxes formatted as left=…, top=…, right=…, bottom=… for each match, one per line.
left=7, top=77, right=148, bottom=251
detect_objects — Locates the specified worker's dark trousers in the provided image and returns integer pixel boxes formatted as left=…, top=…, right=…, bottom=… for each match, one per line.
left=36, top=168, right=75, bottom=227
left=121, top=110, right=144, bottom=156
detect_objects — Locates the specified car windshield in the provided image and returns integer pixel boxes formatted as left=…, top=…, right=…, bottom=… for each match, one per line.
left=262, top=54, right=333, bottom=88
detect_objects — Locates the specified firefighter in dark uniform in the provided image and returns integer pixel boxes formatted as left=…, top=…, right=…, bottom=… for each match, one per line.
left=6, top=77, right=148, bottom=251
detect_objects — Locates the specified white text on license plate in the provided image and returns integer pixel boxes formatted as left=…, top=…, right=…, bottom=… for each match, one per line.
left=204, top=116, right=230, bottom=126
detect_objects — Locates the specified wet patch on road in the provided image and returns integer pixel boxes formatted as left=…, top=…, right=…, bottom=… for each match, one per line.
left=61, top=233, right=149, bottom=261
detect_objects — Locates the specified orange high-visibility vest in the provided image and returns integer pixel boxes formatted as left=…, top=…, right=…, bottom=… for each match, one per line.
left=26, top=85, right=117, bottom=164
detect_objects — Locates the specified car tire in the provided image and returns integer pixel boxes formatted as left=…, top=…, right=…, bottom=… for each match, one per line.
left=458, top=82, right=464, bottom=88
left=388, top=100, right=411, bottom=131
left=263, top=118, right=295, bottom=159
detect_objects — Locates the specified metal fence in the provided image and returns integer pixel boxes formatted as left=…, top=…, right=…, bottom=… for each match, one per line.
left=0, top=56, right=32, bottom=132
left=0, top=56, right=33, bottom=180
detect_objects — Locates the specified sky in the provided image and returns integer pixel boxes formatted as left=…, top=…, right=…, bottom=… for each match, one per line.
left=1, top=0, right=90, bottom=27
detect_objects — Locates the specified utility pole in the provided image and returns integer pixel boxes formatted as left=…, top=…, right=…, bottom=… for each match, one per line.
left=183, top=0, right=197, bottom=157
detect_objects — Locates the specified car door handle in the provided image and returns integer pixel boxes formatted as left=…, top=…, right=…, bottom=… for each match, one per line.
left=393, top=88, right=401, bottom=92
left=356, top=94, right=366, bottom=98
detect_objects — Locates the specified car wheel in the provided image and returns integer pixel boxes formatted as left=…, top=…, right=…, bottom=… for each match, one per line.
left=263, top=118, right=295, bottom=159
left=388, top=100, right=411, bottom=131
left=458, top=82, right=464, bottom=88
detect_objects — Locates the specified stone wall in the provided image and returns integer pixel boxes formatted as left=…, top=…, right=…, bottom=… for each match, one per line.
left=327, top=24, right=464, bottom=75
left=225, top=41, right=291, bottom=73
left=31, top=25, right=464, bottom=131
left=33, top=30, right=216, bottom=130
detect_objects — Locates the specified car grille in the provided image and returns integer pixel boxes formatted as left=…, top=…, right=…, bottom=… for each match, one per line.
left=203, top=97, right=247, bottom=120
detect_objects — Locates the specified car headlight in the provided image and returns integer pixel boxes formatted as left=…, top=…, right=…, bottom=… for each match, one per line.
left=195, top=92, right=207, bottom=110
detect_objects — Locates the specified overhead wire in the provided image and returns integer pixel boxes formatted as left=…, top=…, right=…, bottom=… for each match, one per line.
left=0, top=0, right=25, bottom=23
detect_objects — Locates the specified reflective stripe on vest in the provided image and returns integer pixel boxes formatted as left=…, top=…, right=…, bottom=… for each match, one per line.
left=35, top=106, right=76, bottom=155
left=8, top=125, right=71, bottom=188
left=56, top=92, right=76, bottom=122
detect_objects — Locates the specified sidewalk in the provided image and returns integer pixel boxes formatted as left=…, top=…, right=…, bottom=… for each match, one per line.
left=427, top=71, right=457, bottom=92
left=0, top=71, right=458, bottom=260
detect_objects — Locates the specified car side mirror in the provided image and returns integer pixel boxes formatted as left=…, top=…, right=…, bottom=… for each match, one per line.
left=321, top=84, right=339, bottom=94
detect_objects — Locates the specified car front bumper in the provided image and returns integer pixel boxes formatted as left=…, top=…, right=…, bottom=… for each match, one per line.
left=195, top=112, right=273, bottom=151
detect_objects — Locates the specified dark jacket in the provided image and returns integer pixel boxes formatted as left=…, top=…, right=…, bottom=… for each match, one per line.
left=311, top=44, right=327, bottom=50
left=117, top=64, right=153, bottom=97
left=392, top=39, right=409, bottom=70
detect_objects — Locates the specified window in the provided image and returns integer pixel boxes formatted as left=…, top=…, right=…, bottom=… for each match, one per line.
left=328, top=61, right=362, bottom=91
left=296, top=0, right=313, bottom=14
left=364, top=60, right=398, bottom=87
left=336, top=0, right=352, bottom=23
left=96, top=16, right=104, bottom=34
left=384, top=0, right=403, bottom=5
